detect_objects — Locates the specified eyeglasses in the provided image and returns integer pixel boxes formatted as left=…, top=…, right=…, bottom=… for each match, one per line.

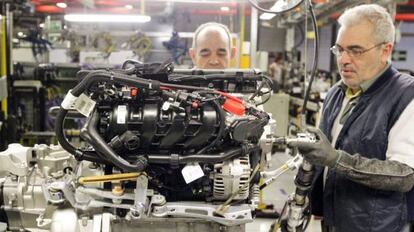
left=330, top=42, right=386, bottom=58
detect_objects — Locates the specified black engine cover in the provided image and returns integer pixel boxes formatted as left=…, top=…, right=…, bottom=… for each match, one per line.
left=100, top=102, right=219, bottom=154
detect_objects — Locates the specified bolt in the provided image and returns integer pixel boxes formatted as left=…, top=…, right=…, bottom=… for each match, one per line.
left=82, top=217, right=88, bottom=227
left=89, top=163, right=98, bottom=169
left=219, top=225, right=228, bottom=232
left=11, top=175, right=18, bottom=181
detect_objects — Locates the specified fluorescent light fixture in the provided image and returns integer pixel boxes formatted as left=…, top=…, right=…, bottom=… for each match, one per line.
left=125, top=4, right=133, bottom=9
left=260, top=13, right=276, bottom=20
left=220, top=6, right=230, bottom=12
left=64, top=14, right=151, bottom=23
left=259, top=0, right=288, bottom=20
left=178, top=32, right=193, bottom=38
left=56, top=2, right=67, bottom=8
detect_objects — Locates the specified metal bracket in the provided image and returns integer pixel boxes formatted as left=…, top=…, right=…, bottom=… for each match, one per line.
left=152, top=202, right=253, bottom=226
left=130, top=175, right=149, bottom=219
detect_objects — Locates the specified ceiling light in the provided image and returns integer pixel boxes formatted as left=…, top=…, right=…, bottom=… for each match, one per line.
left=64, top=14, right=151, bottom=23
left=260, top=13, right=276, bottom=20
left=17, top=32, right=24, bottom=37
left=220, top=6, right=230, bottom=12
left=39, top=23, right=45, bottom=28
left=125, top=4, right=133, bottom=9
left=56, top=2, right=67, bottom=9
left=259, top=0, right=288, bottom=20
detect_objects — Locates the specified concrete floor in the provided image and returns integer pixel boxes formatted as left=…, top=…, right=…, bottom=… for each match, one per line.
left=245, top=151, right=322, bottom=232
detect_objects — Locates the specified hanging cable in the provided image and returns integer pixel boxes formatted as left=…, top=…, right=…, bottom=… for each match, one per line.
left=300, top=0, right=319, bottom=130
left=248, top=0, right=319, bottom=130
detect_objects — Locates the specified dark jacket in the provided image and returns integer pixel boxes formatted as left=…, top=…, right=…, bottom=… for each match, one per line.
left=311, top=66, right=414, bottom=232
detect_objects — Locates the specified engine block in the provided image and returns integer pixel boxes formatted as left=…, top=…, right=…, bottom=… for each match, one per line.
left=0, top=62, right=278, bottom=232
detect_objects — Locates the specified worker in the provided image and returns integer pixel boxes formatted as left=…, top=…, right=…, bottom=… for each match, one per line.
left=288, top=4, right=414, bottom=232
left=189, top=22, right=236, bottom=69
left=269, top=56, right=283, bottom=92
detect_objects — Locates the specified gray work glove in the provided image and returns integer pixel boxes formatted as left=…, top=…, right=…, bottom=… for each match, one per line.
left=287, top=127, right=341, bottom=167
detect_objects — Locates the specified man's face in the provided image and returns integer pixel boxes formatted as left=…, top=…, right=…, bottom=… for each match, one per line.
left=335, top=21, right=392, bottom=90
left=189, top=29, right=235, bottom=69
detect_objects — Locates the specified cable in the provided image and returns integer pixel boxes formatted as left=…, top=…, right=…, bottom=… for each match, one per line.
left=256, top=92, right=272, bottom=106
left=260, top=154, right=303, bottom=189
left=293, top=24, right=305, bottom=49
left=260, top=167, right=289, bottom=190
left=301, top=0, right=319, bottom=126
left=262, top=164, right=289, bottom=179
left=147, top=145, right=260, bottom=164
left=249, top=74, right=272, bottom=100
left=272, top=201, right=288, bottom=232
left=196, top=100, right=226, bottom=154
left=249, top=0, right=318, bottom=128
left=121, top=59, right=143, bottom=69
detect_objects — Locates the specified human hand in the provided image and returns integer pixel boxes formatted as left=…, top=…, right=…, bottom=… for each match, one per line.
left=287, top=127, right=341, bottom=167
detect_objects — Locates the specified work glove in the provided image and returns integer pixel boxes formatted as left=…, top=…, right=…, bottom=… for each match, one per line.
left=287, top=127, right=341, bottom=167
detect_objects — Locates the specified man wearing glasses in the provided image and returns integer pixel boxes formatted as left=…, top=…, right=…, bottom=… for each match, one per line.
left=288, top=4, right=414, bottom=232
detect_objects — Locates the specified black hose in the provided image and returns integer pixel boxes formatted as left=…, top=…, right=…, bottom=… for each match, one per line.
left=85, top=111, right=147, bottom=172
left=55, top=108, right=106, bottom=164
left=250, top=74, right=273, bottom=99
left=148, top=145, right=260, bottom=164
left=54, top=71, right=115, bottom=157
left=253, top=75, right=274, bottom=106
left=76, top=151, right=113, bottom=165
left=196, top=100, right=226, bottom=154
left=256, top=91, right=272, bottom=106
left=161, top=82, right=212, bottom=91
left=301, top=1, right=319, bottom=117
left=71, top=70, right=160, bottom=97
left=249, top=78, right=266, bottom=100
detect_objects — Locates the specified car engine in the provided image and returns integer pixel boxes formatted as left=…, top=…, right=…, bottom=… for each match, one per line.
left=0, top=60, right=277, bottom=231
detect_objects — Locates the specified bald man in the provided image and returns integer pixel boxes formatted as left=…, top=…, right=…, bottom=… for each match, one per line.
left=189, top=22, right=236, bottom=69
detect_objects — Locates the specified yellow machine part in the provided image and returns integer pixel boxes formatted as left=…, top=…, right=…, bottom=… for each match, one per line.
left=78, top=172, right=144, bottom=185
left=1, top=16, right=7, bottom=117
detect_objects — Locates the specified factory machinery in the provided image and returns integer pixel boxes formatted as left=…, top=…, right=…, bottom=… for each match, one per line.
left=0, top=59, right=295, bottom=232
left=0, top=58, right=318, bottom=232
